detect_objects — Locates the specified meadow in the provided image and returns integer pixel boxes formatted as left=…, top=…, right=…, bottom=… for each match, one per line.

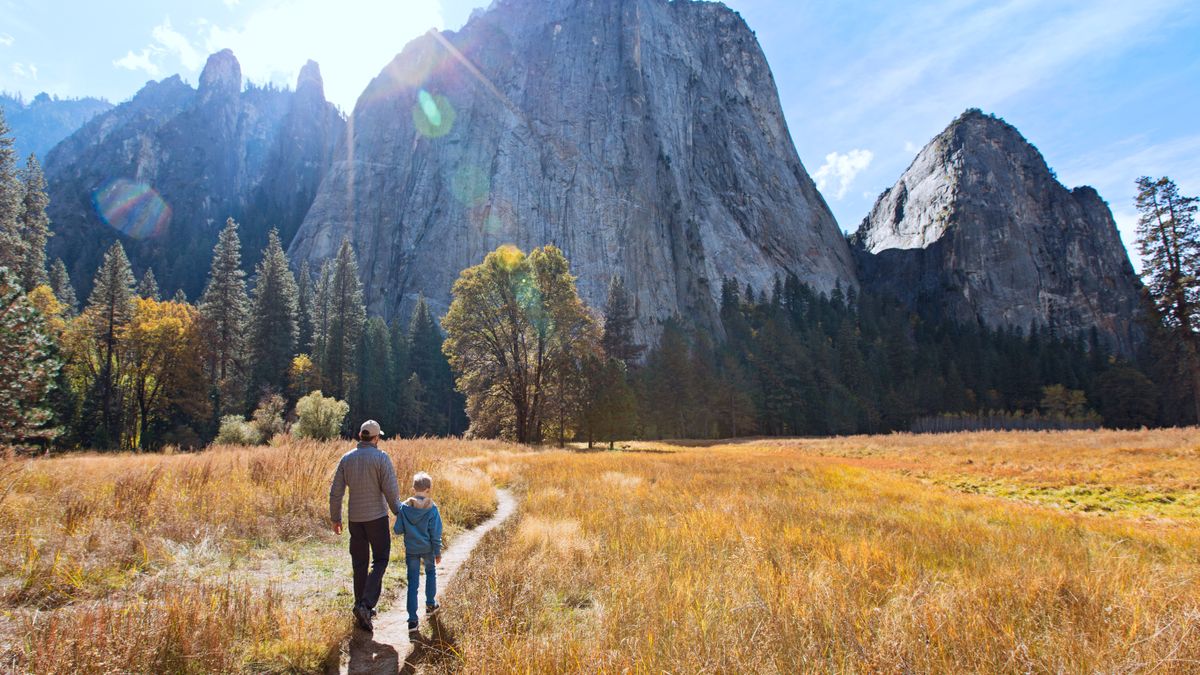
left=1, top=429, right=1198, bottom=673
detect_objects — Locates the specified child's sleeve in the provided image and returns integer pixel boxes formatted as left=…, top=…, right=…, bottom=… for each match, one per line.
left=431, top=506, right=443, bottom=557
left=393, top=504, right=406, bottom=536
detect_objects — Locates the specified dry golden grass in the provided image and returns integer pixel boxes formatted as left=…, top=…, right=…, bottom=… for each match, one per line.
left=433, top=430, right=1200, bottom=673
left=0, top=436, right=511, bottom=673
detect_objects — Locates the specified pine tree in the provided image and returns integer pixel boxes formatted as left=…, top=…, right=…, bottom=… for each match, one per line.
left=602, top=275, right=644, bottom=365
left=247, top=229, right=300, bottom=400
left=83, top=242, right=136, bottom=448
left=172, top=288, right=188, bottom=304
left=0, top=110, right=24, bottom=274
left=0, top=267, right=61, bottom=451
left=319, top=238, right=364, bottom=401
left=17, top=154, right=50, bottom=291
left=354, top=317, right=394, bottom=429
left=199, top=217, right=250, bottom=414
left=311, top=259, right=333, bottom=379
left=1135, top=176, right=1200, bottom=421
left=49, top=258, right=79, bottom=317
left=408, top=296, right=448, bottom=434
left=296, top=259, right=315, bottom=353
left=138, top=268, right=160, bottom=300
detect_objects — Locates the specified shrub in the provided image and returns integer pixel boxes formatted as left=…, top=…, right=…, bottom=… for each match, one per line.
left=292, top=391, right=348, bottom=441
left=251, top=394, right=288, bottom=442
left=216, top=415, right=262, bottom=446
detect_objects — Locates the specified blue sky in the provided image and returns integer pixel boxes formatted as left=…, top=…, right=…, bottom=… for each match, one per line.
left=1, top=0, right=1197, bottom=259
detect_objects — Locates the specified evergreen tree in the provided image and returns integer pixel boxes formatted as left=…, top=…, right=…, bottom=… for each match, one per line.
left=311, top=259, right=334, bottom=380
left=296, top=259, right=315, bottom=353
left=0, top=266, right=60, bottom=451
left=409, top=296, right=457, bottom=435
left=247, top=228, right=299, bottom=399
left=138, top=268, right=160, bottom=300
left=82, top=242, right=136, bottom=449
left=17, top=154, right=50, bottom=291
left=0, top=111, right=24, bottom=274
left=319, top=238, right=364, bottom=401
left=354, top=317, right=394, bottom=429
left=49, top=258, right=78, bottom=317
left=172, top=288, right=189, bottom=304
left=199, top=217, right=250, bottom=415
left=1135, top=176, right=1200, bottom=421
left=602, top=275, right=643, bottom=365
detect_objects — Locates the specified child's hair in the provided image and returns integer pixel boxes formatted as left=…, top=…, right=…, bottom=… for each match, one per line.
left=413, top=471, right=432, bottom=491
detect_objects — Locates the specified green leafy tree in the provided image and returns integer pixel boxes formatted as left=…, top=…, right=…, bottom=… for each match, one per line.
left=247, top=228, right=299, bottom=399
left=0, top=267, right=60, bottom=451
left=294, top=389, right=349, bottom=441
left=49, top=258, right=79, bottom=317
left=1135, top=176, right=1200, bottom=422
left=17, top=154, right=50, bottom=290
left=137, top=268, right=160, bottom=300
left=443, top=245, right=599, bottom=443
left=199, top=217, right=250, bottom=415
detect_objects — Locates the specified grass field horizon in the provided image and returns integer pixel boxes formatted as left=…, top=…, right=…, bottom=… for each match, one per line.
left=2, top=428, right=1198, bottom=672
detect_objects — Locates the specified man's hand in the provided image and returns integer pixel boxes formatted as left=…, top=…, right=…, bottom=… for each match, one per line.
left=332, top=520, right=342, bottom=535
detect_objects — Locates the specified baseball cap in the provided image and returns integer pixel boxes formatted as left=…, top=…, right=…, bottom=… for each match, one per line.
left=360, top=420, right=384, bottom=437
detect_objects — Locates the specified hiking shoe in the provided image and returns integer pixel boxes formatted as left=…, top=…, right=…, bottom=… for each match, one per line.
left=408, top=620, right=419, bottom=631
left=353, top=604, right=374, bottom=631
left=426, top=603, right=440, bottom=615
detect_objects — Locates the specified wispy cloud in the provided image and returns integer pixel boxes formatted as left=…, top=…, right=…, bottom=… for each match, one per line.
left=814, top=149, right=873, bottom=200
left=0, top=33, right=13, bottom=48
left=113, top=17, right=204, bottom=79
left=10, top=62, right=37, bottom=79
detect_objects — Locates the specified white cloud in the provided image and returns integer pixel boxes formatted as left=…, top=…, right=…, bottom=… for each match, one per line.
left=204, top=0, right=445, bottom=111
left=814, top=149, right=874, bottom=200
left=0, top=33, right=13, bottom=47
left=152, top=18, right=204, bottom=71
left=114, top=48, right=161, bottom=77
left=10, top=62, right=37, bottom=79
left=904, top=140, right=919, bottom=153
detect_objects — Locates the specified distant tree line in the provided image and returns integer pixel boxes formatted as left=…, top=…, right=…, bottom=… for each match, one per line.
left=2, top=100, right=1198, bottom=451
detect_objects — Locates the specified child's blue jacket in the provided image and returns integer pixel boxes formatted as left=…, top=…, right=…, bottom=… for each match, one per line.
left=393, top=497, right=443, bottom=556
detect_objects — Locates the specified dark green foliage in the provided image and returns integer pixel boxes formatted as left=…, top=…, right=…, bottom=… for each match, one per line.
left=602, top=275, right=643, bottom=366
left=1093, top=366, right=1159, bottom=429
left=0, top=266, right=60, bottom=450
left=49, top=258, right=78, bottom=316
left=315, top=239, right=363, bottom=401
left=82, top=242, right=135, bottom=449
left=247, top=229, right=299, bottom=401
left=17, top=154, right=50, bottom=290
left=408, top=296, right=465, bottom=435
left=0, top=111, right=22, bottom=274
left=295, top=259, right=315, bottom=353
left=138, top=268, right=160, bottom=300
left=199, top=218, right=250, bottom=415
left=579, top=356, right=636, bottom=448
left=636, top=274, right=1160, bottom=437
left=352, top=316, right=394, bottom=431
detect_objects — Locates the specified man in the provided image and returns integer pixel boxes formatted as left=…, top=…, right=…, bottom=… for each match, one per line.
left=329, top=419, right=401, bottom=631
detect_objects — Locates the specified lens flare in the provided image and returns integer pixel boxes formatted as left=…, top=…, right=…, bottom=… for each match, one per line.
left=413, top=90, right=456, bottom=138
left=93, top=178, right=171, bottom=240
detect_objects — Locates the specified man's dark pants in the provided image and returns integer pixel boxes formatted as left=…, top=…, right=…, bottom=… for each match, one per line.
left=348, top=516, right=390, bottom=609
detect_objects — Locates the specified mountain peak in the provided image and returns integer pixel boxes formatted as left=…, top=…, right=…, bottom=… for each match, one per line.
left=199, top=49, right=242, bottom=98
left=295, top=60, right=325, bottom=99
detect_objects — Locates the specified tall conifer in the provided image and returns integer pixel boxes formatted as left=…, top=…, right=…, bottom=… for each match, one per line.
left=49, top=258, right=78, bottom=317
left=602, top=275, right=643, bottom=365
left=83, top=242, right=136, bottom=448
left=248, top=228, right=300, bottom=398
left=17, top=154, right=50, bottom=290
left=296, top=259, right=315, bottom=353
left=0, top=110, right=24, bottom=273
left=199, top=217, right=250, bottom=413
left=319, top=238, right=364, bottom=400
left=138, top=268, right=160, bottom=300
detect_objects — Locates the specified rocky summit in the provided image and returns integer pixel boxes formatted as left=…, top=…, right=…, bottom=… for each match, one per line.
left=288, top=0, right=856, bottom=340
left=45, top=50, right=344, bottom=298
left=853, top=109, right=1143, bottom=356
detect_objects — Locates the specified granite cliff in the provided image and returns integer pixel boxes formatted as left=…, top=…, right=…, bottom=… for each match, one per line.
left=45, top=50, right=344, bottom=297
left=289, top=0, right=856, bottom=339
left=853, top=110, right=1142, bottom=355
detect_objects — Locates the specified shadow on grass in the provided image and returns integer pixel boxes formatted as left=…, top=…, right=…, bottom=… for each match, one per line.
left=402, top=614, right=458, bottom=674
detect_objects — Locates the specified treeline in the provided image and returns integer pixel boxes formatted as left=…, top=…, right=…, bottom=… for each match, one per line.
left=632, top=278, right=1163, bottom=438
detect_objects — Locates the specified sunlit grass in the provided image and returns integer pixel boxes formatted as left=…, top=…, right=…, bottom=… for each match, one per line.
left=434, top=431, right=1200, bottom=673
left=0, top=436, right=511, bottom=673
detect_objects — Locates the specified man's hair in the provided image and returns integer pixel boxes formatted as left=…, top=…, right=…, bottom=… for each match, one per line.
left=358, top=429, right=376, bottom=441
left=413, top=471, right=432, bottom=491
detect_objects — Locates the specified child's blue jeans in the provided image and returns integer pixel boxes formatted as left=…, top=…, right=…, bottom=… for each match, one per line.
left=406, top=553, right=437, bottom=623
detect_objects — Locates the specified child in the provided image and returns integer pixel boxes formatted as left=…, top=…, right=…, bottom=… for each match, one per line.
left=394, top=471, right=444, bottom=630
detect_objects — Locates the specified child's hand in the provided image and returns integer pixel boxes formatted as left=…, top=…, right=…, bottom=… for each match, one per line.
left=435, top=556, right=442, bottom=565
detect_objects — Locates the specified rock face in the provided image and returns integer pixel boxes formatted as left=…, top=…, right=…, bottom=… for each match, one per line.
left=853, top=109, right=1142, bottom=355
left=45, top=51, right=344, bottom=297
left=0, top=92, right=113, bottom=165
left=289, top=0, right=856, bottom=339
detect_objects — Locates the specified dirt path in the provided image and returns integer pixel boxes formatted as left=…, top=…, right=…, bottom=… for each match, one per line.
left=331, top=487, right=517, bottom=674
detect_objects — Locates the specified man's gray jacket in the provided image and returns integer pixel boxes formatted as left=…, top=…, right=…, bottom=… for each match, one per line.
left=329, top=443, right=402, bottom=523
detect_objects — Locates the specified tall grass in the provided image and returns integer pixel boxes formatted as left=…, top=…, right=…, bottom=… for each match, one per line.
left=435, top=434, right=1200, bottom=673
left=0, top=436, right=511, bottom=673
